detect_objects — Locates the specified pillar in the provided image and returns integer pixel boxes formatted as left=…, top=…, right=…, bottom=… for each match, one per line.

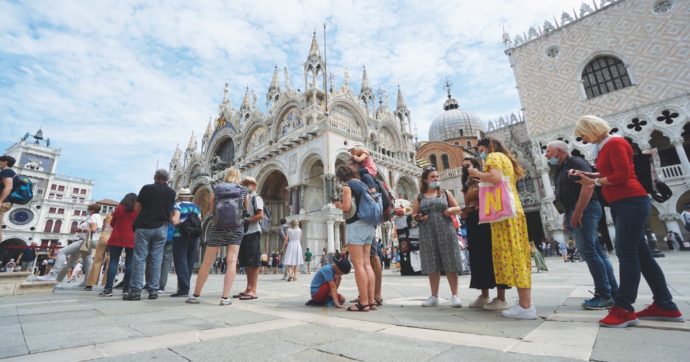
left=327, top=220, right=335, bottom=254
left=540, top=169, right=555, bottom=200
left=673, top=140, right=690, bottom=176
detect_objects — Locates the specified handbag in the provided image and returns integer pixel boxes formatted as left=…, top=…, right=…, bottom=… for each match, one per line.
left=79, top=230, right=93, bottom=254
left=478, top=176, right=518, bottom=224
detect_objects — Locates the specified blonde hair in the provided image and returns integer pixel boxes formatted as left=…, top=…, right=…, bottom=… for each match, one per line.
left=349, top=145, right=367, bottom=156
left=575, top=115, right=611, bottom=141
left=291, top=219, right=300, bottom=229
left=224, top=167, right=241, bottom=184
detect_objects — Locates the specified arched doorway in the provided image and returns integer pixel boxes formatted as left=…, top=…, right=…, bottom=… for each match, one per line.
left=0, top=238, right=26, bottom=266
left=649, top=130, right=678, bottom=166
left=259, top=170, right=289, bottom=253
left=303, top=159, right=325, bottom=213
left=396, top=177, right=416, bottom=202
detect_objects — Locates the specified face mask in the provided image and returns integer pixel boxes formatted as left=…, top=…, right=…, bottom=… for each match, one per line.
left=428, top=181, right=440, bottom=189
left=547, top=157, right=560, bottom=166
left=479, top=152, right=487, bottom=160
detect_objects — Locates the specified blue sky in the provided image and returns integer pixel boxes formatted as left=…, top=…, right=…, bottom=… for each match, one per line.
left=0, top=0, right=586, bottom=201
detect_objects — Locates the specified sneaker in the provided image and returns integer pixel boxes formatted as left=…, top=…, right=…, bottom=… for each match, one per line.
left=37, top=274, right=57, bottom=281
left=451, top=295, right=463, bottom=308
left=99, top=289, right=113, bottom=297
left=186, top=295, right=200, bottom=304
left=599, top=306, right=639, bottom=328
left=635, top=303, right=684, bottom=322
left=220, top=297, right=232, bottom=306
left=148, top=292, right=159, bottom=300
left=581, top=297, right=613, bottom=310
left=422, top=296, right=439, bottom=307
left=483, top=298, right=509, bottom=311
left=469, top=295, right=490, bottom=308
left=123, top=293, right=141, bottom=301
left=83, top=285, right=92, bottom=291
left=502, top=304, right=537, bottom=320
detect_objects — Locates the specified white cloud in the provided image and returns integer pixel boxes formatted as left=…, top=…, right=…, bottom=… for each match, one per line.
left=0, top=0, right=586, bottom=200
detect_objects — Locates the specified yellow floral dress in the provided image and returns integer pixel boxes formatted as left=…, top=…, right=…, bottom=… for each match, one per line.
left=484, top=152, right=531, bottom=288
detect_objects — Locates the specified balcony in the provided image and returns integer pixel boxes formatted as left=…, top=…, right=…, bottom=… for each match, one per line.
left=658, top=164, right=685, bottom=181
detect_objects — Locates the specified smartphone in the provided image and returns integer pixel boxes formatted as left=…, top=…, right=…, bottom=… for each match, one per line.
left=568, top=174, right=581, bottom=181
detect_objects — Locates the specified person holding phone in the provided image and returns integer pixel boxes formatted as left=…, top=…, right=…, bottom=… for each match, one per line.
left=546, top=140, right=618, bottom=310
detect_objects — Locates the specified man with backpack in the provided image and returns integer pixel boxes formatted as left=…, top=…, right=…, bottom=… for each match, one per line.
left=125, top=169, right=176, bottom=301
left=0, top=155, right=17, bottom=241
left=170, top=188, right=201, bottom=298
left=234, top=176, right=264, bottom=300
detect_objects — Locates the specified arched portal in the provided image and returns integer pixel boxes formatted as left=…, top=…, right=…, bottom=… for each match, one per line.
left=259, top=170, right=289, bottom=253
left=649, top=130, right=678, bottom=166
left=0, top=238, right=27, bottom=266
left=396, top=177, right=417, bottom=202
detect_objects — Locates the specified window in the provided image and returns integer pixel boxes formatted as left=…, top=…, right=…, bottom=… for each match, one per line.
left=51, top=184, right=57, bottom=190
left=44, top=220, right=53, bottom=233
left=441, top=154, right=450, bottom=170
left=73, top=188, right=79, bottom=194
left=74, top=210, right=80, bottom=216
left=81, top=211, right=88, bottom=216
left=79, top=198, right=85, bottom=203
left=582, top=56, right=631, bottom=99
left=654, top=0, right=673, bottom=13
left=58, top=185, right=65, bottom=192
left=71, top=221, right=78, bottom=232
left=72, top=197, right=78, bottom=203
left=80, top=189, right=87, bottom=195
left=49, top=193, right=55, bottom=199
left=429, top=155, right=438, bottom=169
left=57, top=208, right=65, bottom=214
left=466, top=140, right=472, bottom=148
left=52, top=220, right=62, bottom=234
left=49, top=207, right=56, bottom=214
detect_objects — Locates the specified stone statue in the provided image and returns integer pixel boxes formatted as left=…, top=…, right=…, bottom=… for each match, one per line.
left=210, top=155, right=228, bottom=172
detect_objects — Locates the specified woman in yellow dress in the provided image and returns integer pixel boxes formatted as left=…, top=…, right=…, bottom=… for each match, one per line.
left=467, top=137, right=535, bottom=319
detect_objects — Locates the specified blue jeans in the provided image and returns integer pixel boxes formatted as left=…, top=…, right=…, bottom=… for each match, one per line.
left=172, top=235, right=199, bottom=294
left=610, top=196, right=677, bottom=311
left=130, top=225, right=168, bottom=294
left=105, top=246, right=132, bottom=291
left=566, top=201, right=618, bottom=299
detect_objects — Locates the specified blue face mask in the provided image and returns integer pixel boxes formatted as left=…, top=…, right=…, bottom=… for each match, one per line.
left=479, top=152, right=487, bottom=160
left=547, top=157, right=560, bottom=166
left=428, top=181, right=440, bottom=189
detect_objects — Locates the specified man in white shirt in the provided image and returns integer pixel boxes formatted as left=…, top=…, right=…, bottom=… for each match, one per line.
left=234, top=177, right=264, bottom=300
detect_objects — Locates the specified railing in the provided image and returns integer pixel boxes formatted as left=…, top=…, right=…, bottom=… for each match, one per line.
left=658, top=164, right=684, bottom=181
left=54, top=174, right=94, bottom=184
left=439, top=168, right=463, bottom=179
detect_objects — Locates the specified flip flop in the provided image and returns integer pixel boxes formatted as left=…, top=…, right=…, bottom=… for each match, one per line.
left=239, top=294, right=258, bottom=300
left=232, top=292, right=248, bottom=299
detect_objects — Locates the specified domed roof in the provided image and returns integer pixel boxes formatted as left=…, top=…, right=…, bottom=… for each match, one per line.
left=428, top=95, right=484, bottom=142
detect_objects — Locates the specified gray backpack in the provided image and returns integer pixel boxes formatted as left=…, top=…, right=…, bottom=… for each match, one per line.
left=213, top=182, right=244, bottom=231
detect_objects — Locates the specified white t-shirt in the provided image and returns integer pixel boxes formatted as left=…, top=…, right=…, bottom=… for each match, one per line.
left=80, top=213, right=104, bottom=241
left=246, top=193, right=264, bottom=235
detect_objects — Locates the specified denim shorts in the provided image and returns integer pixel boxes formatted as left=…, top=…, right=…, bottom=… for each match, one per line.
left=347, top=220, right=375, bottom=246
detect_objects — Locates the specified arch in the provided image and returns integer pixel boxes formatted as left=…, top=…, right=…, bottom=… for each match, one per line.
left=378, top=124, right=403, bottom=152
left=580, top=53, right=633, bottom=99
left=299, top=153, right=326, bottom=181
left=429, top=154, right=438, bottom=169
left=675, top=189, right=690, bottom=214
left=649, top=129, right=678, bottom=166
left=258, top=169, right=289, bottom=252
left=328, top=99, right=370, bottom=141
left=271, top=101, right=304, bottom=140
left=44, top=220, right=53, bottom=233
left=441, top=154, right=450, bottom=170
left=242, top=126, right=269, bottom=157
left=0, top=238, right=27, bottom=265
left=52, top=220, right=62, bottom=234
left=396, top=176, right=417, bottom=202
left=212, top=137, right=236, bottom=165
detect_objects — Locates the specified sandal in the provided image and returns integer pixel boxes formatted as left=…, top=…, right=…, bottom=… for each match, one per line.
left=232, top=292, right=248, bottom=299
left=368, top=304, right=378, bottom=311
left=374, top=297, right=383, bottom=306
left=347, top=302, right=370, bottom=312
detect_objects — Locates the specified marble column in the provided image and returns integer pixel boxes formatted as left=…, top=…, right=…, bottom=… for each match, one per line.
left=327, top=220, right=335, bottom=254
left=673, top=140, right=690, bottom=176
left=334, top=222, right=341, bottom=250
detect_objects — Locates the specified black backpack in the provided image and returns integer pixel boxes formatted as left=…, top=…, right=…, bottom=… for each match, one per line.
left=178, top=212, right=202, bottom=239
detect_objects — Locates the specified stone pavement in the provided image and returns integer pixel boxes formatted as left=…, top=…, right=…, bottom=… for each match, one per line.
left=1, top=253, right=689, bottom=361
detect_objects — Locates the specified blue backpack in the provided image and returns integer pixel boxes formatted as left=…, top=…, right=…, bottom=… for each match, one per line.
left=8, top=175, right=34, bottom=205
left=213, top=182, right=244, bottom=231
left=352, top=180, right=383, bottom=226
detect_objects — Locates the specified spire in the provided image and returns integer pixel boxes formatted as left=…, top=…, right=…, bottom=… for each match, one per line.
left=186, top=132, right=197, bottom=151
left=204, top=117, right=213, bottom=138
left=360, top=66, right=371, bottom=93
left=240, top=86, right=251, bottom=110
left=222, top=83, right=229, bottom=103
left=173, top=143, right=182, bottom=161
left=309, top=31, right=321, bottom=59
left=269, top=66, right=280, bottom=91
left=396, top=85, right=407, bottom=110
left=267, top=66, right=281, bottom=109
left=442, top=78, right=459, bottom=111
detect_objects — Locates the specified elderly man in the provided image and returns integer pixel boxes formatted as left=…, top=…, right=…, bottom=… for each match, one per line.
left=546, top=140, right=618, bottom=310
left=124, top=169, right=176, bottom=301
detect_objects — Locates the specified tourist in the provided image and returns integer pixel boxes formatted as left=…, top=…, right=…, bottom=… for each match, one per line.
left=349, top=145, right=378, bottom=192
left=170, top=188, right=201, bottom=298
left=304, top=248, right=312, bottom=274
left=279, top=218, right=289, bottom=280
left=350, top=233, right=385, bottom=307
left=5, top=258, right=17, bottom=272
left=282, top=220, right=304, bottom=281
left=37, top=203, right=102, bottom=285
left=412, top=167, right=463, bottom=308
left=125, top=169, right=176, bottom=301
left=306, top=258, right=351, bottom=307
left=663, top=231, right=678, bottom=251
left=680, top=203, right=690, bottom=236
left=572, top=115, right=683, bottom=327
left=320, top=247, right=328, bottom=268
left=234, top=176, right=263, bottom=300
left=17, top=242, right=37, bottom=273
left=85, top=212, right=113, bottom=291
left=100, top=193, right=138, bottom=297
left=559, top=240, right=568, bottom=262
left=461, top=157, right=503, bottom=310
left=0, top=155, right=17, bottom=242
left=335, top=161, right=377, bottom=311
left=260, top=252, right=269, bottom=274
left=468, top=137, right=535, bottom=319
left=187, top=168, right=247, bottom=305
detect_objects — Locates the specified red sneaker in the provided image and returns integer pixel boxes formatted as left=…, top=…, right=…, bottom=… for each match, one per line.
left=635, top=304, right=684, bottom=322
left=599, top=306, right=639, bottom=328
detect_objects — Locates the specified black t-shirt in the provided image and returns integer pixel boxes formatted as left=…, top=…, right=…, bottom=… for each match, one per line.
left=555, top=156, right=596, bottom=210
left=134, top=183, right=176, bottom=230
left=0, top=168, right=16, bottom=193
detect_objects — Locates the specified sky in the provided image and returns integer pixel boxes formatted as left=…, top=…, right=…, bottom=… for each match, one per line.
left=0, top=0, right=588, bottom=201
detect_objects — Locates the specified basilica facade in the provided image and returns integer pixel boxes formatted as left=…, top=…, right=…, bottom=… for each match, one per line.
left=168, top=34, right=420, bottom=256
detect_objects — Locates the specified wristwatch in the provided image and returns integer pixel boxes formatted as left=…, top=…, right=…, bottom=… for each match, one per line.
left=594, top=178, right=601, bottom=187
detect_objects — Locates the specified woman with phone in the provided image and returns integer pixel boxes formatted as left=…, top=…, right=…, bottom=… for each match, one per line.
left=412, top=167, right=463, bottom=308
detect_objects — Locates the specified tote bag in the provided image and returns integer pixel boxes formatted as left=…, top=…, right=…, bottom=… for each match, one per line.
left=478, top=176, right=517, bottom=224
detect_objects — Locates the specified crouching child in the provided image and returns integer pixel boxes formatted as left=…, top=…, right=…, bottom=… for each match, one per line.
left=306, top=258, right=351, bottom=307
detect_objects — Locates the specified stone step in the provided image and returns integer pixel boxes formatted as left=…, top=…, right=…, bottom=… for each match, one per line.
left=17, top=280, right=58, bottom=295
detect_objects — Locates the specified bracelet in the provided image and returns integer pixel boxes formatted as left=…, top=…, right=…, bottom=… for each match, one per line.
left=594, top=178, right=601, bottom=187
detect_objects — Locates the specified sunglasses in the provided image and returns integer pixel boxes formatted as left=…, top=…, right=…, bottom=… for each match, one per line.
left=423, top=167, right=436, bottom=172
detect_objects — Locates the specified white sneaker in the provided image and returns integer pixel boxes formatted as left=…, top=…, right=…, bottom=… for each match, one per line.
left=422, top=296, right=439, bottom=307
left=451, top=295, right=463, bottom=308
left=186, top=296, right=200, bottom=304
left=469, top=295, right=490, bottom=308
left=219, top=297, right=232, bottom=306
left=501, top=303, right=537, bottom=320
left=483, top=298, right=508, bottom=311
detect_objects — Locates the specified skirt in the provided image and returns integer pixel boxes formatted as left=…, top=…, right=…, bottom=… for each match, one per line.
left=466, top=211, right=496, bottom=290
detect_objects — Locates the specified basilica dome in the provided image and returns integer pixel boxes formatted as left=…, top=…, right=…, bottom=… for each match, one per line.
left=428, top=96, right=484, bottom=142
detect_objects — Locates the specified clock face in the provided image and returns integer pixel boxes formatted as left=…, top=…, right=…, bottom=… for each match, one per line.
left=9, top=208, right=35, bottom=226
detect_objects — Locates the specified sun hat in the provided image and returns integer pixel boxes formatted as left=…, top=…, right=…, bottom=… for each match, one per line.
left=241, top=176, right=258, bottom=186
left=178, top=188, right=193, bottom=198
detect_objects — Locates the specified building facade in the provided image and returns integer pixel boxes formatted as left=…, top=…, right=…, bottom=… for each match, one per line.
left=503, top=0, right=690, bottom=243
left=169, top=33, right=421, bottom=256
left=1, top=130, right=95, bottom=264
